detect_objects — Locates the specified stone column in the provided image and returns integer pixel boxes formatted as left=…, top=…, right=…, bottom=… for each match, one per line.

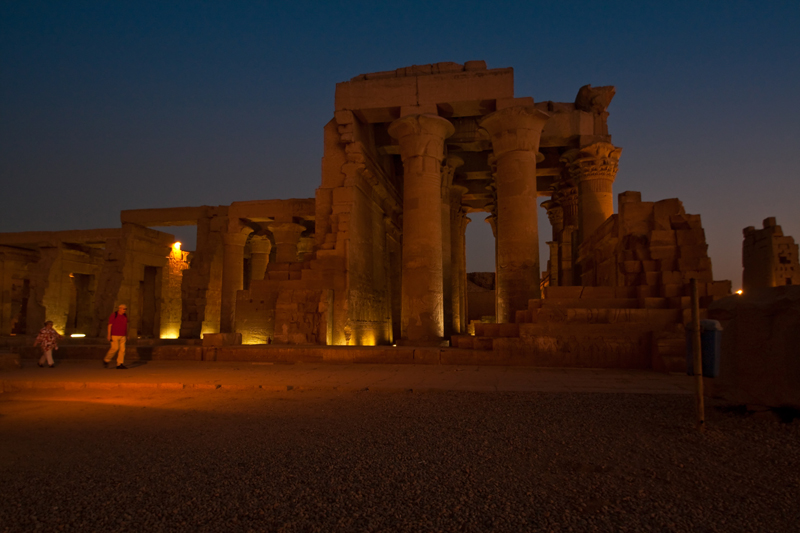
left=388, top=114, right=454, bottom=343
left=440, top=155, right=463, bottom=340
left=450, top=200, right=469, bottom=334
left=554, top=178, right=579, bottom=228
left=561, top=142, right=622, bottom=242
left=479, top=106, right=549, bottom=323
left=541, top=199, right=564, bottom=242
left=541, top=199, right=564, bottom=288
left=249, top=236, right=272, bottom=282
left=220, top=232, right=249, bottom=333
left=268, top=222, right=306, bottom=263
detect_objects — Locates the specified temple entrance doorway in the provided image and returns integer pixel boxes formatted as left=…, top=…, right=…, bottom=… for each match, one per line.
left=66, top=274, right=94, bottom=336
left=138, top=266, right=158, bottom=338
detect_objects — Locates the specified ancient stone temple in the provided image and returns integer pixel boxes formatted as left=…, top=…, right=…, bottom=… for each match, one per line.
left=742, top=217, right=799, bottom=291
left=0, top=61, right=733, bottom=368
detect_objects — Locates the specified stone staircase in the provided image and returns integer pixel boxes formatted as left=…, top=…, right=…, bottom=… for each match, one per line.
left=451, top=285, right=711, bottom=370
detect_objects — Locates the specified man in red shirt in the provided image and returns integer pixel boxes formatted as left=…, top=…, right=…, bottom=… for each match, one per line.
left=104, top=304, right=128, bottom=369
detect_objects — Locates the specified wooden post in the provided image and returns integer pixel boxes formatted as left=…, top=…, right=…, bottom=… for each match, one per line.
left=690, top=278, right=705, bottom=430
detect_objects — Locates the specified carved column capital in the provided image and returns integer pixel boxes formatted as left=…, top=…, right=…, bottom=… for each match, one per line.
left=222, top=232, right=249, bottom=247
left=268, top=222, right=306, bottom=263
left=478, top=106, right=550, bottom=159
left=541, top=199, right=564, bottom=234
left=561, top=142, right=622, bottom=186
left=249, top=235, right=272, bottom=255
left=562, top=142, right=622, bottom=242
left=388, top=114, right=455, bottom=162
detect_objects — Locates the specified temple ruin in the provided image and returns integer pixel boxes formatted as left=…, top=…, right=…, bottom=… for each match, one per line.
left=0, top=61, right=734, bottom=368
left=742, top=217, right=799, bottom=291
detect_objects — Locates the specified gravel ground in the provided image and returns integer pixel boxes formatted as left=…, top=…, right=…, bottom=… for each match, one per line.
left=1, top=389, right=798, bottom=532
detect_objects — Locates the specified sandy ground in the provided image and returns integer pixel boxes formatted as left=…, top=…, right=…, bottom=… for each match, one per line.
left=1, top=388, right=798, bottom=532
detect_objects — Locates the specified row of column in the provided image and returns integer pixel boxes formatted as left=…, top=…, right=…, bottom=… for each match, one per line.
left=388, top=106, right=551, bottom=342
left=542, top=142, right=622, bottom=286
left=219, top=222, right=308, bottom=333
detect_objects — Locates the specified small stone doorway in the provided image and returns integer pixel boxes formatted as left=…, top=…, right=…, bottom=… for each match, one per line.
left=138, top=266, right=158, bottom=338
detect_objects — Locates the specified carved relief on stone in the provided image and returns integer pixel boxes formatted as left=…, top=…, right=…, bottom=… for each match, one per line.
left=541, top=199, right=564, bottom=236
left=561, top=142, right=622, bottom=183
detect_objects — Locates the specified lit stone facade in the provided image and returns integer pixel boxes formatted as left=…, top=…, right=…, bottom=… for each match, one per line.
left=0, top=62, right=733, bottom=358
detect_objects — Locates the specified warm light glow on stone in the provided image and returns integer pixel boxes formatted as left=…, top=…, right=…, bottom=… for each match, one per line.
left=159, top=330, right=180, bottom=339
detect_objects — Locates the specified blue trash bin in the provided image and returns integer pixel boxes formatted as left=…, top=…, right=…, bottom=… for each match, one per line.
left=686, top=319, right=722, bottom=378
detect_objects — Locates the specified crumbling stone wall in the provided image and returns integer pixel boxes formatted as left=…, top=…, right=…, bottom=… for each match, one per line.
left=742, top=217, right=799, bottom=291
left=576, top=191, right=730, bottom=303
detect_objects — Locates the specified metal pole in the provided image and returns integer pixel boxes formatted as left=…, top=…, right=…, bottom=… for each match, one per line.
left=690, top=278, right=705, bottom=430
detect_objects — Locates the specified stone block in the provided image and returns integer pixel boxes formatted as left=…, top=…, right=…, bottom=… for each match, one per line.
left=202, top=333, right=242, bottom=347
left=473, top=337, right=494, bottom=350
left=544, top=286, right=583, bottom=299
left=659, top=259, right=678, bottom=271
left=496, top=97, right=535, bottom=110
left=483, top=323, right=500, bottom=337
left=433, top=62, right=464, bottom=74
left=581, top=286, right=616, bottom=298
left=619, top=201, right=654, bottom=236
left=622, top=273, right=642, bottom=286
left=661, top=271, right=683, bottom=285
left=644, top=271, right=661, bottom=285
left=614, top=286, right=637, bottom=298
left=335, top=76, right=418, bottom=112
left=649, top=245, right=678, bottom=260
left=641, top=260, right=659, bottom=272
left=679, top=244, right=709, bottom=259
left=653, top=199, right=685, bottom=230
left=676, top=229, right=706, bottom=246
left=668, top=296, right=691, bottom=309
left=678, top=257, right=712, bottom=272
left=464, top=60, right=487, bottom=71
left=649, top=230, right=677, bottom=246
left=620, top=260, right=642, bottom=274
left=399, top=104, right=438, bottom=117
left=528, top=299, right=542, bottom=310
left=637, top=285, right=658, bottom=299
left=451, top=335, right=473, bottom=349
left=641, top=297, right=668, bottom=309
left=681, top=270, right=714, bottom=283
left=413, top=348, right=440, bottom=364
left=498, top=324, right=519, bottom=337
left=661, top=284, right=684, bottom=298
left=417, top=68, right=514, bottom=107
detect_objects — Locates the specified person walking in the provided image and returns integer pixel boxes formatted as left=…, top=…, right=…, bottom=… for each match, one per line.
left=33, top=320, right=62, bottom=368
left=104, top=304, right=129, bottom=369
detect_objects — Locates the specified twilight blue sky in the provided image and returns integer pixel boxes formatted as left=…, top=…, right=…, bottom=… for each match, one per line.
left=1, top=1, right=798, bottom=288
